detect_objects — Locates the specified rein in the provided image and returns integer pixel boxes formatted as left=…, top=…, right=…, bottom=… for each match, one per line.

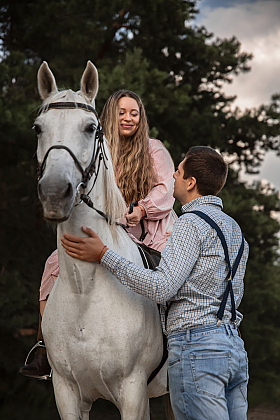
left=80, top=193, right=127, bottom=229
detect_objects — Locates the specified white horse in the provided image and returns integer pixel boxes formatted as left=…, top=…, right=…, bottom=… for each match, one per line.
left=35, top=61, right=174, bottom=420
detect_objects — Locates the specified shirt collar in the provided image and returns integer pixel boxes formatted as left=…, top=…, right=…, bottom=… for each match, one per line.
left=181, top=195, right=223, bottom=213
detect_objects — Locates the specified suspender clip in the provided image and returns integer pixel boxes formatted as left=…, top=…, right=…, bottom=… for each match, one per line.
left=217, top=319, right=221, bottom=327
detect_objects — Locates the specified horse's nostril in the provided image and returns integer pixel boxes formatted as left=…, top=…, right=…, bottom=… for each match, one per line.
left=38, top=179, right=73, bottom=202
left=64, top=183, right=73, bottom=199
left=37, top=181, right=44, bottom=200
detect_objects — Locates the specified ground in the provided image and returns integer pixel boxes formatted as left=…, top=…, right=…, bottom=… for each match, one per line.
left=89, top=399, right=280, bottom=419
left=248, top=405, right=280, bottom=420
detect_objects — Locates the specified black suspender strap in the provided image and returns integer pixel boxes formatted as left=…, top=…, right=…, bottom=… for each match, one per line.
left=188, top=210, right=244, bottom=327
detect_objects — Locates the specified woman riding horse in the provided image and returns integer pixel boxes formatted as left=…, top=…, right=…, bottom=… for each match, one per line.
left=20, top=88, right=177, bottom=380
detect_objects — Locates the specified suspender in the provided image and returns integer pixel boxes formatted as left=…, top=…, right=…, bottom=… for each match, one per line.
left=188, top=210, right=245, bottom=327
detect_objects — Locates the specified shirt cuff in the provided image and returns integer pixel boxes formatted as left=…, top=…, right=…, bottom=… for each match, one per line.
left=100, top=248, right=122, bottom=274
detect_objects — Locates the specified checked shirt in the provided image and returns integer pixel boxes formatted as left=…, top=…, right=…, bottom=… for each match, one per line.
left=101, top=195, right=249, bottom=336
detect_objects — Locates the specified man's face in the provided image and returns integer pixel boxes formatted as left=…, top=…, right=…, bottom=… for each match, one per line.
left=173, top=158, right=188, bottom=205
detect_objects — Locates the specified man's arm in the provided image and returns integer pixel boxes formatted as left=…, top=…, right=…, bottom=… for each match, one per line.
left=61, top=217, right=200, bottom=304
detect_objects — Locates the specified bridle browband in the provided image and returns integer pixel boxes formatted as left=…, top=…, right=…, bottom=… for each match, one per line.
left=39, top=101, right=99, bottom=118
left=37, top=101, right=107, bottom=190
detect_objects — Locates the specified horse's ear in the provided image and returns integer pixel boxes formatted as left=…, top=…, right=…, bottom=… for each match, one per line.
left=37, top=61, right=58, bottom=100
left=80, top=61, right=99, bottom=103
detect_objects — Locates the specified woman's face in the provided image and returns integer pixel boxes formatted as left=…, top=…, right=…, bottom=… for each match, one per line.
left=118, top=96, right=140, bottom=137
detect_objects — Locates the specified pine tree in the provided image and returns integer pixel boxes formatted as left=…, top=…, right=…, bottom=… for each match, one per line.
left=0, top=0, right=280, bottom=416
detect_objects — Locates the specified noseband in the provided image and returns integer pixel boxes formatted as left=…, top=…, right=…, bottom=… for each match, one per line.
left=37, top=102, right=107, bottom=190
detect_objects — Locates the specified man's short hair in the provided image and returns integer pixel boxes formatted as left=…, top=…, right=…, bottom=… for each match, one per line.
left=183, top=146, right=228, bottom=196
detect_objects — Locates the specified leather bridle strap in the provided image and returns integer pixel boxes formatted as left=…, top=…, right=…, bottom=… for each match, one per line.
left=39, top=101, right=99, bottom=119
left=38, top=145, right=88, bottom=184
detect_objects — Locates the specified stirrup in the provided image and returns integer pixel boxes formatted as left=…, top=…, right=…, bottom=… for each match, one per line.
left=24, top=340, right=52, bottom=381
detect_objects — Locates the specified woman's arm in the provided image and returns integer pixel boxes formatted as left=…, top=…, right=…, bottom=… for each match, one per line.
left=138, top=139, right=175, bottom=221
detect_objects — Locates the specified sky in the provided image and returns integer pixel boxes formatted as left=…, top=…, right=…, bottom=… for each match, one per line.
left=195, top=0, right=280, bottom=191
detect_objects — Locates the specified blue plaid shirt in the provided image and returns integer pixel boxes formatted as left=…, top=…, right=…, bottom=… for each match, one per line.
left=102, top=196, right=249, bottom=335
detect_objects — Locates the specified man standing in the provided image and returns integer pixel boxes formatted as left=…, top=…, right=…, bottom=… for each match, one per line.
left=62, top=146, right=249, bottom=420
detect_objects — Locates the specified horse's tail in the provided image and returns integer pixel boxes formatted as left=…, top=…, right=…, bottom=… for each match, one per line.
left=163, top=393, right=176, bottom=420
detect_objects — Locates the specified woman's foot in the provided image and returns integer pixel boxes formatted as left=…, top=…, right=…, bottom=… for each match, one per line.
left=19, top=341, right=51, bottom=380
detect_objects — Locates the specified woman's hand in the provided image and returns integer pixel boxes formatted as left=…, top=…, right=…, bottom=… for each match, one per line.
left=61, top=227, right=108, bottom=262
left=125, top=205, right=146, bottom=227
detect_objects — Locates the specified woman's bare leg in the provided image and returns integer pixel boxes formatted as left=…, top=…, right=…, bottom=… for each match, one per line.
left=40, top=299, right=47, bottom=318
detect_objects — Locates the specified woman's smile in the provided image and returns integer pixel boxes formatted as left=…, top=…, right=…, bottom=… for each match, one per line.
left=118, top=97, right=140, bottom=137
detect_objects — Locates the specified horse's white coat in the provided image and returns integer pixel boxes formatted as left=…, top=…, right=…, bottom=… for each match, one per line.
left=36, top=62, right=170, bottom=420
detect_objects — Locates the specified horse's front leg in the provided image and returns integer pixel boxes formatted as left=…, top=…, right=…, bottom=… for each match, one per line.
left=52, top=370, right=91, bottom=420
left=118, top=374, right=150, bottom=420
left=144, top=401, right=151, bottom=420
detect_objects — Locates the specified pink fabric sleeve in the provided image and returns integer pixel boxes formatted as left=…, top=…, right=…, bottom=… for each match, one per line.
left=39, top=249, right=59, bottom=301
left=138, top=138, right=175, bottom=221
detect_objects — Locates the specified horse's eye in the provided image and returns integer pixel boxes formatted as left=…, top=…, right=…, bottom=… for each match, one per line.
left=85, top=123, right=96, bottom=134
left=33, top=124, right=42, bottom=135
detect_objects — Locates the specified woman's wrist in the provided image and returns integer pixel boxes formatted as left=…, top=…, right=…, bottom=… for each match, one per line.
left=138, top=205, right=146, bottom=219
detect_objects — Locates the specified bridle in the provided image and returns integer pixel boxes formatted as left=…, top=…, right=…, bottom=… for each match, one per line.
left=36, top=101, right=123, bottom=225
left=37, top=101, right=108, bottom=193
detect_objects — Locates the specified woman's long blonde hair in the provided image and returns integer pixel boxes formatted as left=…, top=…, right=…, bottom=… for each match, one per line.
left=100, top=90, right=156, bottom=205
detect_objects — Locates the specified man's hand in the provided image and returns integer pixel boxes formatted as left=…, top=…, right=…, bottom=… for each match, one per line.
left=61, top=227, right=107, bottom=262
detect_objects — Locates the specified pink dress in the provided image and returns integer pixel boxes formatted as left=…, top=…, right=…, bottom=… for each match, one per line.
left=39, top=138, right=176, bottom=301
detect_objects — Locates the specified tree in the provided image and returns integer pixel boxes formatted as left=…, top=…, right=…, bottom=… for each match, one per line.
left=0, top=0, right=280, bottom=416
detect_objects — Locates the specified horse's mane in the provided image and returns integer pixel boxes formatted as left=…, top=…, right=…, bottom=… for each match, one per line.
left=101, top=139, right=127, bottom=224
left=40, top=90, right=127, bottom=227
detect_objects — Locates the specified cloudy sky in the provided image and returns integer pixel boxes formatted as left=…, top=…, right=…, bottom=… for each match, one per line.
left=195, top=0, right=280, bottom=190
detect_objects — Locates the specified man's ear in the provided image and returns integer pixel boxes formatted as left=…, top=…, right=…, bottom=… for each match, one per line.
left=186, top=176, right=197, bottom=191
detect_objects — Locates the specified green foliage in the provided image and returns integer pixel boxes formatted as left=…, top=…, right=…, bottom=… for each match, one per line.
left=0, top=0, right=280, bottom=415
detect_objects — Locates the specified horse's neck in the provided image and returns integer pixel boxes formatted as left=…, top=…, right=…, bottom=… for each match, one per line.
left=56, top=167, right=126, bottom=276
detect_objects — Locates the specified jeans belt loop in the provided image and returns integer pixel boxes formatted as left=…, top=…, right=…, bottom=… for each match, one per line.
left=225, top=324, right=231, bottom=336
left=186, top=328, right=191, bottom=342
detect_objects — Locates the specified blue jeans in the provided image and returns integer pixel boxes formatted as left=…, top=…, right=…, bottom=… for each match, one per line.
left=168, top=323, right=248, bottom=420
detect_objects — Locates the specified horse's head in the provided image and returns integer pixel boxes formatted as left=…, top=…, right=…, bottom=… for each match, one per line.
left=35, top=61, right=101, bottom=222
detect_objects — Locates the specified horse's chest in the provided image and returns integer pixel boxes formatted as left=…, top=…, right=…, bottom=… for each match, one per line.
left=43, top=291, right=133, bottom=359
